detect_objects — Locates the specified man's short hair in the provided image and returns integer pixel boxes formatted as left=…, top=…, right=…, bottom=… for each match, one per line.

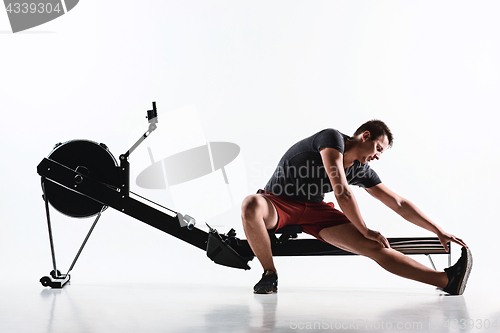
left=353, top=120, right=393, bottom=147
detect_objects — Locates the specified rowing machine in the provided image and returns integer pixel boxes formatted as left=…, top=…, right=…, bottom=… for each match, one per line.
left=37, top=102, right=451, bottom=288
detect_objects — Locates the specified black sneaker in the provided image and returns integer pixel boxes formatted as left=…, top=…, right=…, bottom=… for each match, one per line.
left=253, top=270, right=278, bottom=294
left=443, top=247, right=473, bottom=295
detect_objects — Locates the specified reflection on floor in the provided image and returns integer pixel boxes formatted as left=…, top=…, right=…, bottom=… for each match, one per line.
left=1, top=283, right=498, bottom=333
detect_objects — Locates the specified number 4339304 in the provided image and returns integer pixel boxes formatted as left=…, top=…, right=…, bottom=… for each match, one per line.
left=6, top=3, right=62, bottom=14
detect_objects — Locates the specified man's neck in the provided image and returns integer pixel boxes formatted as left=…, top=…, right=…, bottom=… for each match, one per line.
left=343, top=137, right=358, bottom=169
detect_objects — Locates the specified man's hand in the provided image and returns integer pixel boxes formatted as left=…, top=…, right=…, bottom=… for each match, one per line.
left=363, top=228, right=391, bottom=248
left=437, top=230, right=468, bottom=252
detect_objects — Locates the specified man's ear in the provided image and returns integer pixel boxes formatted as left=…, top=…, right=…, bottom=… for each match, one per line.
left=362, top=130, right=371, bottom=142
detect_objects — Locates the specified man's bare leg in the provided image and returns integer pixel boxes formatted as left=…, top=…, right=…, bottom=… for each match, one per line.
left=241, top=194, right=279, bottom=273
left=319, top=223, right=448, bottom=288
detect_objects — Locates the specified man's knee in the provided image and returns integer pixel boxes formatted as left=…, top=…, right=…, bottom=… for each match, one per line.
left=241, top=194, right=265, bottom=222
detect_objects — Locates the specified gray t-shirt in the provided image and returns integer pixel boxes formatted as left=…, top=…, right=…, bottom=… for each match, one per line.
left=264, top=128, right=381, bottom=202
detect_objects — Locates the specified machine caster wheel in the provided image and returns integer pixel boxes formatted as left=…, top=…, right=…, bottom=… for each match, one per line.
left=40, top=276, right=52, bottom=287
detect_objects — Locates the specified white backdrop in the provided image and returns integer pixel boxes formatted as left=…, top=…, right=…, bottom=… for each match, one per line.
left=1, top=1, right=498, bottom=295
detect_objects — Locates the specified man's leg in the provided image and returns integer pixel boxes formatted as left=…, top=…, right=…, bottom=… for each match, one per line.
left=241, top=194, right=279, bottom=273
left=319, top=223, right=448, bottom=289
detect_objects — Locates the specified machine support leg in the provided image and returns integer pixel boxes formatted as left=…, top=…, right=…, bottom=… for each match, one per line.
left=426, top=254, right=437, bottom=271
left=42, top=179, right=59, bottom=276
left=66, top=206, right=105, bottom=275
left=448, top=243, right=452, bottom=267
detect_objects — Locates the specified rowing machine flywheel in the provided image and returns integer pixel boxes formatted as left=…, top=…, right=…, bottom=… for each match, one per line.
left=42, top=140, right=119, bottom=218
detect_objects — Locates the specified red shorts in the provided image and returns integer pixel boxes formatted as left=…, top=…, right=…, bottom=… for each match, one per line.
left=257, top=189, right=351, bottom=241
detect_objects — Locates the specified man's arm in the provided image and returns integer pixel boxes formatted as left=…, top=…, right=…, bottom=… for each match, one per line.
left=320, top=148, right=390, bottom=248
left=365, top=183, right=467, bottom=251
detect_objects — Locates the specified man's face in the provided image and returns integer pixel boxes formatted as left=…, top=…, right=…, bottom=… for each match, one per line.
left=359, top=131, right=389, bottom=164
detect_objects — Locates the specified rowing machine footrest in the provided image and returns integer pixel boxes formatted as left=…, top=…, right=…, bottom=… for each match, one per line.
left=206, top=228, right=251, bottom=270
left=272, top=225, right=303, bottom=244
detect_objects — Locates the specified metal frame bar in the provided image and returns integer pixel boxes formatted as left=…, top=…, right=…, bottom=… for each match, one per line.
left=426, top=254, right=437, bottom=270
left=66, top=205, right=106, bottom=275
left=41, top=178, right=59, bottom=276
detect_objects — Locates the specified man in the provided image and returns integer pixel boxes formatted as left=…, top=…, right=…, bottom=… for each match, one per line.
left=241, top=120, right=472, bottom=295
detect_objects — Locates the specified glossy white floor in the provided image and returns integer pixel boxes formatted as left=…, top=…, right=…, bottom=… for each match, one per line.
left=1, top=280, right=498, bottom=333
